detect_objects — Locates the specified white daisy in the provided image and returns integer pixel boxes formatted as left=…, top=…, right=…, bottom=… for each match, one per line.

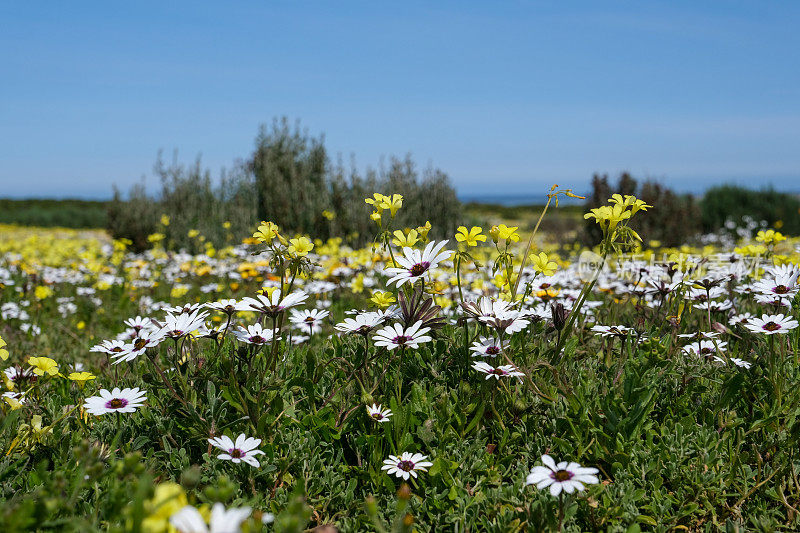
left=334, top=311, right=386, bottom=336
left=472, top=361, right=525, bottom=380
left=381, top=452, right=433, bottom=480
left=111, top=330, right=164, bottom=364
left=163, top=303, right=205, bottom=315
left=233, top=323, right=274, bottom=345
left=469, top=336, right=508, bottom=358
left=289, top=308, right=330, bottom=335
left=205, top=299, right=249, bottom=315
left=752, top=271, right=799, bottom=298
left=525, top=454, right=600, bottom=496
left=683, top=340, right=727, bottom=358
left=744, top=313, right=799, bottom=335
left=384, top=240, right=451, bottom=287
left=89, top=339, right=129, bottom=356
left=373, top=321, right=432, bottom=350
left=241, top=290, right=308, bottom=317
left=591, top=325, right=631, bottom=338
left=208, top=433, right=265, bottom=467
left=366, top=403, right=392, bottom=422
left=83, top=387, right=147, bottom=416
left=123, top=315, right=153, bottom=332
left=157, top=309, right=209, bottom=339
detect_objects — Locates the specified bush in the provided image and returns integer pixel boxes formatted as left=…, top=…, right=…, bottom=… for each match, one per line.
left=107, top=153, right=257, bottom=252
left=581, top=172, right=702, bottom=247
left=0, top=199, right=108, bottom=228
left=251, top=118, right=462, bottom=243
left=700, top=184, right=800, bottom=235
left=108, top=118, right=463, bottom=251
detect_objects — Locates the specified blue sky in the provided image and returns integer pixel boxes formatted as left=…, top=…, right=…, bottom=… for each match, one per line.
left=1, top=1, right=799, bottom=199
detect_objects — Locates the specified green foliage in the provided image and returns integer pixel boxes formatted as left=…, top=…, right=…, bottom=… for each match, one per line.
left=107, top=153, right=257, bottom=252
left=252, top=118, right=462, bottom=243
left=0, top=199, right=107, bottom=228
left=701, top=184, right=800, bottom=235
left=108, top=118, right=462, bottom=251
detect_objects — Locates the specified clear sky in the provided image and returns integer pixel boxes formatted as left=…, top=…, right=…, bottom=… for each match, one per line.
left=1, top=1, right=799, bottom=199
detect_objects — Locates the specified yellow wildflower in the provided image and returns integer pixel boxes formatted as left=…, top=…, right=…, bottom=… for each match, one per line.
left=288, top=236, right=314, bottom=257
left=755, top=229, right=786, bottom=245
left=497, top=224, right=520, bottom=243
left=584, top=203, right=631, bottom=231
left=455, top=226, right=486, bottom=247
left=34, top=286, right=53, bottom=300
left=416, top=221, right=432, bottom=241
left=382, top=194, right=403, bottom=217
left=0, top=336, right=8, bottom=361
left=253, top=221, right=280, bottom=243
left=28, top=356, right=59, bottom=377
left=68, top=371, right=96, bottom=388
left=530, top=252, right=558, bottom=276
left=370, top=291, right=396, bottom=308
left=392, top=229, right=419, bottom=248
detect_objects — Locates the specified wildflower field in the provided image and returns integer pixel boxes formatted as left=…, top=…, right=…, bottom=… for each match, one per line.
left=2, top=190, right=800, bottom=532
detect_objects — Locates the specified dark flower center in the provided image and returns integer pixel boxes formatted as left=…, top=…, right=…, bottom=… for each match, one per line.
left=250, top=336, right=266, bottom=344
left=105, top=398, right=127, bottom=409
left=371, top=413, right=383, bottom=420
left=409, top=262, right=430, bottom=277
left=763, top=322, right=782, bottom=331
left=393, top=335, right=410, bottom=345
left=486, top=346, right=500, bottom=355
left=700, top=347, right=713, bottom=354
left=111, top=346, right=123, bottom=352
left=490, top=368, right=507, bottom=376
left=773, top=285, right=789, bottom=294
left=304, top=317, right=315, bottom=323
left=553, top=469, right=573, bottom=482
left=134, top=338, right=147, bottom=350
left=230, top=448, right=243, bottom=458
left=397, top=460, right=415, bottom=472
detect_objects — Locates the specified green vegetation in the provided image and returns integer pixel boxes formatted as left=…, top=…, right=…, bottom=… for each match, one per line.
left=0, top=198, right=108, bottom=228
left=701, top=184, right=800, bottom=235
left=107, top=118, right=463, bottom=251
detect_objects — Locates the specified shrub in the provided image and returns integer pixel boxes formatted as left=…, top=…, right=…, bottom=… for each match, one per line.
left=109, top=118, right=462, bottom=251
left=107, top=154, right=257, bottom=252
left=0, top=199, right=108, bottom=228
left=700, top=184, right=800, bottom=235
left=250, top=118, right=462, bottom=243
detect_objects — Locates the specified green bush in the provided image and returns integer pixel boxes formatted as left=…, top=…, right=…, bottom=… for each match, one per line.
left=107, top=154, right=257, bottom=252
left=251, top=118, right=462, bottom=243
left=0, top=199, right=108, bottom=228
left=700, top=184, right=800, bottom=235
left=109, top=118, right=462, bottom=250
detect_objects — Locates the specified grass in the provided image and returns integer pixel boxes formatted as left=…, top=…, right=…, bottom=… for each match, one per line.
left=0, top=197, right=799, bottom=532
